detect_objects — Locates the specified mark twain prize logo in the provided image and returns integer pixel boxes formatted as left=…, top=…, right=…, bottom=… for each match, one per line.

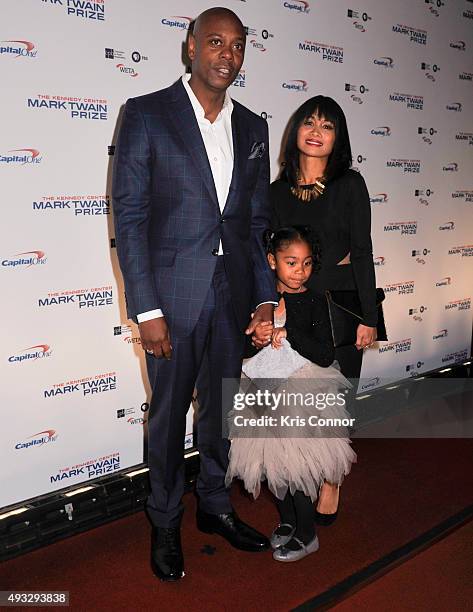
left=445, top=297, right=471, bottom=312
left=455, top=132, right=473, bottom=146
left=379, top=338, right=412, bottom=355
left=283, top=1, right=310, bottom=13
left=38, top=286, right=113, bottom=309
left=373, top=256, right=386, bottom=267
left=299, top=40, right=344, bottom=63
left=389, top=92, right=423, bottom=110
left=450, top=40, right=466, bottom=51
left=0, top=40, right=37, bottom=58
left=387, top=159, right=421, bottom=174
left=15, top=429, right=58, bottom=450
left=8, top=344, right=52, bottom=364
left=442, top=349, right=469, bottom=364
left=411, top=248, right=431, bottom=265
left=452, top=190, right=473, bottom=202
left=2, top=250, right=47, bottom=269
left=0, top=148, right=42, bottom=165
left=433, top=329, right=448, bottom=340
left=27, top=94, right=108, bottom=119
left=408, top=305, right=427, bottom=322
left=113, top=324, right=141, bottom=345
left=384, top=280, right=415, bottom=296
left=33, top=194, right=109, bottom=216
left=160, top=15, right=192, bottom=30
left=41, top=0, right=105, bottom=21
left=442, top=162, right=458, bottom=172
left=282, top=80, right=308, bottom=92
left=392, top=23, right=427, bottom=45
left=459, top=71, right=473, bottom=82
left=446, top=102, right=462, bottom=112
left=345, top=83, right=369, bottom=104
left=448, top=245, right=473, bottom=258
left=347, top=8, right=372, bottom=32
left=50, top=452, right=120, bottom=484
left=232, top=70, right=246, bottom=88
left=418, top=127, right=437, bottom=145
left=44, top=371, right=117, bottom=398
left=373, top=56, right=394, bottom=69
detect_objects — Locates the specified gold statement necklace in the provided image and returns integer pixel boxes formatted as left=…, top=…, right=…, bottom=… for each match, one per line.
left=290, top=170, right=325, bottom=203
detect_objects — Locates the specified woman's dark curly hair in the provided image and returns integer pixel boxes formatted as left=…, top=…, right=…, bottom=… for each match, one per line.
left=263, top=225, right=321, bottom=270
left=282, top=95, right=352, bottom=187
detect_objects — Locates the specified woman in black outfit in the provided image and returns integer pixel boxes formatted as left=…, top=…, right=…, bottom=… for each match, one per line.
left=270, top=95, right=378, bottom=522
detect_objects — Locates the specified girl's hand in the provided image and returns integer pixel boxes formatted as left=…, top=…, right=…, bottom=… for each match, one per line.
left=271, top=327, right=287, bottom=349
left=355, top=324, right=377, bottom=350
left=252, top=321, right=273, bottom=348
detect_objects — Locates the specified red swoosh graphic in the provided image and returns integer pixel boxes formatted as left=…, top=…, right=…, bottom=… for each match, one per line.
left=10, top=148, right=40, bottom=159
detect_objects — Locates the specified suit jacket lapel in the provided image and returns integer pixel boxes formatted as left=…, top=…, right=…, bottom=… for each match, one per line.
left=166, top=80, right=219, bottom=207
left=224, top=104, right=249, bottom=213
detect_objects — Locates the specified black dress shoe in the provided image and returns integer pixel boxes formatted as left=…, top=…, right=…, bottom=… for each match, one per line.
left=196, top=509, right=270, bottom=552
left=151, top=527, right=184, bottom=581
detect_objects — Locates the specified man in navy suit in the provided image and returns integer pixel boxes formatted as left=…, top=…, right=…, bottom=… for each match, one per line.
left=112, top=7, right=277, bottom=580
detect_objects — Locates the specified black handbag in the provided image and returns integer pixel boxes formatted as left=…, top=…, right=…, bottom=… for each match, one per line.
left=325, top=288, right=387, bottom=348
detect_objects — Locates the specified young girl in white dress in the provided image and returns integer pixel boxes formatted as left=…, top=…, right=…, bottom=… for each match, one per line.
left=226, top=226, right=356, bottom=562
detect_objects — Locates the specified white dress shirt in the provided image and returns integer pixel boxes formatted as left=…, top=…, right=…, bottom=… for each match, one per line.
left=137, top=75, right=275, bottom=323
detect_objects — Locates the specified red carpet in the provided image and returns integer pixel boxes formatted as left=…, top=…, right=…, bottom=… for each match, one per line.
left=1, top=439, right=472, bottom=611
left=332, top=521, right=473, bottom=611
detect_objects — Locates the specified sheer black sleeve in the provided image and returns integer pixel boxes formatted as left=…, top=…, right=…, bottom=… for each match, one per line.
left=348, top=172, right=378, bottom=327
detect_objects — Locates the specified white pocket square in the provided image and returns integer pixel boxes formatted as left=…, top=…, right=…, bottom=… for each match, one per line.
left=248, top=141, right=265, bottom=159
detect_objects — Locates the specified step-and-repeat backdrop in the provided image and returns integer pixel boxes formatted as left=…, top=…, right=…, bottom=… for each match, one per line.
left=2, top=0, right=472, bottom=508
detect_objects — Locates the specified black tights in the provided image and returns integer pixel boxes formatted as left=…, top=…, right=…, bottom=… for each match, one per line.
left=275, top=490, right=315, bottom=545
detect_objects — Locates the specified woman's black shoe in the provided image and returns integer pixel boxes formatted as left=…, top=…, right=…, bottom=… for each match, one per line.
left=314, top=509, right=338, bottom=526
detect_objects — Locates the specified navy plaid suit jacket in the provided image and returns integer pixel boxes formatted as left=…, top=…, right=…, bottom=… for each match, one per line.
left=112, top=79, right=277, bottom=337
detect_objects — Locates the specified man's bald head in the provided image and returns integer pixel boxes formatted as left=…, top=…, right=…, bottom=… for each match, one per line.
left=192, top=7, right=245, bottom=39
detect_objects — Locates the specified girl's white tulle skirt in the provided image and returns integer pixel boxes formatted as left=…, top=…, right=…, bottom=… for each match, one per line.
left=225, top=359, right=357, bottom=502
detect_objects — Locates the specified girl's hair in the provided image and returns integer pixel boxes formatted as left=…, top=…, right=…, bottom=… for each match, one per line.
left=263, top=226, right=321, bottom=268
left=282, top=95, right=352, bottom=187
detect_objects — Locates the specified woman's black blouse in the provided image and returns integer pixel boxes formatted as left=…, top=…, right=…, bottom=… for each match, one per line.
left=270, top=169, right=378, bottom=327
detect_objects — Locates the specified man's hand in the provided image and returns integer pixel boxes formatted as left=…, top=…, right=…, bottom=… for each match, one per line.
left=252, top=321, right=274, bottom=348
left=271, top=327, right=287, bottom=349
left=355, top=324, right=377, bottom=351
left=246, top=303, right=274, bottom=348
left=139, top=317, right=172, bottom=359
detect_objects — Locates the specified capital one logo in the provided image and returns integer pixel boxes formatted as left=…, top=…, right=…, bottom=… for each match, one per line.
left=282, top=80, right=308, bottom=92
left=283, top=1, right=310, bottom=14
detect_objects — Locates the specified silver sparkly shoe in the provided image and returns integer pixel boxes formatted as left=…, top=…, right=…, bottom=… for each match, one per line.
left=270, top=523, right=295, bottom=550
left=272, top=535, right=319, bottom=562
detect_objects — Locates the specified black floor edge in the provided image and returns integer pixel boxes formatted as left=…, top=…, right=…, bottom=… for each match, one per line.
left=293, top=503, right=473, bottom=611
